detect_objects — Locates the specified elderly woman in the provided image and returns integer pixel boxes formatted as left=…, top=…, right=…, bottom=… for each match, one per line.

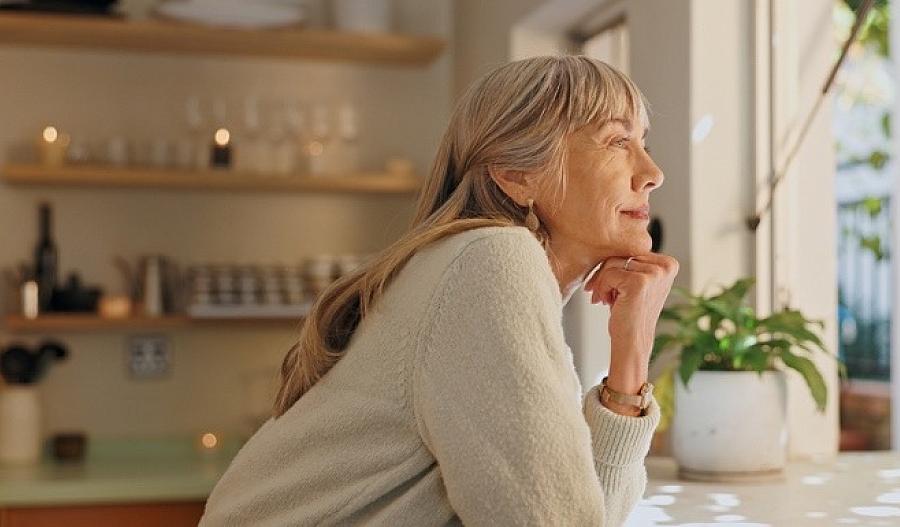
left=200, top=55, right=678, bottom=526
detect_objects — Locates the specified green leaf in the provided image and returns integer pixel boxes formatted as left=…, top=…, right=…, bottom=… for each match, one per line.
left=739, top=348, right=770, bottom=371
left=736, top=339, right=790, bottom=372
left=841, top=1, right=889, bottom=56
left=679, top=346, right=704, bottom=389
left=752, top=338, right=794, bottom=351
left=737, top=306, right=757, bottom=330
left=729, top=332, right=757, bottom=355
left=868, top=150, right=888, bottom=170
left=701, top=299, right=735, bottom=321
left=882, top=112, right=891, bottom=137
left=662, top=303, right=706, bottom=324
left=694, top=331, right=720, bottom=354
left=758, top=310, right=825, bottom=348
left=651, top=334, right=679, bottom=363
left=709, top=277, right=755, bottom=307
left=859, top=235, right=886, bottom=261
left=660, top=307, right=682, bottom=321
left=861, top=197, right=883, bottom=217
left=779, top=349, right=828, bottom=413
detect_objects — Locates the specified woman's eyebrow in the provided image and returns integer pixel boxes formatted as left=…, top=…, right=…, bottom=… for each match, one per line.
left=604, top=118, right=649, bottom=139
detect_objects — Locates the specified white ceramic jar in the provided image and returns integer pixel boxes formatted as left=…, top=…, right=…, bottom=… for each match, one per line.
left=672, top=369, right=788, bottom=482
left=0, top=385, right=42, bottom=465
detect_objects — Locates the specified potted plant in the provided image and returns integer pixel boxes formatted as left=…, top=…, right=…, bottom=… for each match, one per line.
left=649, top=277, right=846, bottom=482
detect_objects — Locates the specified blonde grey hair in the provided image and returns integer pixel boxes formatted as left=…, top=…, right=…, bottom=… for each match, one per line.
left=274, top=55, right=650, bottom=417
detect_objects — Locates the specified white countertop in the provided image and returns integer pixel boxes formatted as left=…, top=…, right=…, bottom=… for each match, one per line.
left=626, top=452, right=900, bottom=526
left=0, top=437, right=240, bottom=507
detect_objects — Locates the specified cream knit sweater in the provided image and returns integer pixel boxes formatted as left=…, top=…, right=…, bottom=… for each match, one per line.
left=199, top=226, right=660, bottom=526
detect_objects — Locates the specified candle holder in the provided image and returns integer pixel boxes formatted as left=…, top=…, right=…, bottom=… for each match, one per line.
left=36, top=126, right=71, bottom=168
left=210, top=128, right=232, bottom=169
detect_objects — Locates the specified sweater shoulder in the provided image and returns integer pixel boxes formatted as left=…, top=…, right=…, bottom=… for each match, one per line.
left=374, top=225, right=562, bottom=330
left=424, top=225, right=562, bottom=310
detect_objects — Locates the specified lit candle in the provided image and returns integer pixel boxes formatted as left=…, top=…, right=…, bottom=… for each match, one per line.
left=201, top=432, right=218, bottom=449
left=210, top=128, right=232, bottom=169
left=36, top=126, right=71, bottom=167
left=21, top=280, right=39, bottom=319
left=195, top=431, right=223, bottom=459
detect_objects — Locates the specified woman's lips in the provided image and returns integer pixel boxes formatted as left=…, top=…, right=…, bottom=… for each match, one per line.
left=620, top=205, right=650, bottom=220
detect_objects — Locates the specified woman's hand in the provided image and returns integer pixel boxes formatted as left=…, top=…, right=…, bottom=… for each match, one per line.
left=582, top=253, right=680, bottom=394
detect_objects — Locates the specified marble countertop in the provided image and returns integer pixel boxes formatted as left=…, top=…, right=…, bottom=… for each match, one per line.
left=0, top=437, right=241, bottom=507
left=627, top=452, right=900, bottom=526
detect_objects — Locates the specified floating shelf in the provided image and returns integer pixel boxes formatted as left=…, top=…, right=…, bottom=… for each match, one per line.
left=0, top=13, right=445, bottom=66
left=4, top=314, right=305, bottom=333
left=1, top=164, right=422, bottom=194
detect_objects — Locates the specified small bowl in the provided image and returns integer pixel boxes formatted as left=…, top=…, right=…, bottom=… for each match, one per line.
left=51, top=432, right=87, bottom=463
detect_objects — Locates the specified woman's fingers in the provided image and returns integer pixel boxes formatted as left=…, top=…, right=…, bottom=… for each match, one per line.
left=590, top=266, right=630, bottom=305
left=584, top=257, right=639, bottom=305
left=585, top=254, right=679, bottom=305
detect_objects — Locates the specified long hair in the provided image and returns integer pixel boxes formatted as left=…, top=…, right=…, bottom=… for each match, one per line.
left=272, top=55, right=650, bottom=417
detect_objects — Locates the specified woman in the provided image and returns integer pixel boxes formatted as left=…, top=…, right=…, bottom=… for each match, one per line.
left=200, top=55, right=678, bottom=526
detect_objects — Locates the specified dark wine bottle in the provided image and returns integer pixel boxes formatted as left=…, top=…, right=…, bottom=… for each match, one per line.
left=34, top=202, right=58, bottom=312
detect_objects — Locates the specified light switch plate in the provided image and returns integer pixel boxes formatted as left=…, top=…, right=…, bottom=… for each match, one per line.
left=126, top=335, right=172, bottom=379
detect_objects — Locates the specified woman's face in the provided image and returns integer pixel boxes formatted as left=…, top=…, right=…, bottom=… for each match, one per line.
left=539, top=117, right=664, bottom=260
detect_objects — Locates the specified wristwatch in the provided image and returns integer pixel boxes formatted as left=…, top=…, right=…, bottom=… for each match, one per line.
left=600, top=376, right=654, bottom=416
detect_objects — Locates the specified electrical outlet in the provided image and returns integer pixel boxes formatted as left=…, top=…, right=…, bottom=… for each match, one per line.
left=126, top=335, right=172, bottom=379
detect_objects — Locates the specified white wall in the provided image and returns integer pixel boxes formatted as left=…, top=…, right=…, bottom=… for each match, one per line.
left=688, top=0, right=755, bottom=293
left=770, top=0, right=840, bottom=459
left=454, top=0, right=544, bottom=97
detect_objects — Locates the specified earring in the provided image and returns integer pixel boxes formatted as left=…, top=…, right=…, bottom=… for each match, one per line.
left=525, top=198, right=540, bottom=232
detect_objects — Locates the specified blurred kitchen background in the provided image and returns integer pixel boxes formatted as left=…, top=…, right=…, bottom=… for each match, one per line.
left=0, top=0, right=896, bottom=524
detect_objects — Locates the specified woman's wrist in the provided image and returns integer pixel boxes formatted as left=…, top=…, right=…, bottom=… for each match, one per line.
left=608, top=341, right=650, bottom=393
left=605, top=366, right=649, bottom=395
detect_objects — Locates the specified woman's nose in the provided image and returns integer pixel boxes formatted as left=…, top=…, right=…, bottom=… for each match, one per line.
left=635, top=156, right=664, bottom=192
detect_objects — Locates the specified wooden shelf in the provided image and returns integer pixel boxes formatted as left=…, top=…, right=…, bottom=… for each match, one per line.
left=4, top=314, right=304, bottom=333
left=0, top=13, right=445, bottom=66
left=2, top=164, right=422, bottom=194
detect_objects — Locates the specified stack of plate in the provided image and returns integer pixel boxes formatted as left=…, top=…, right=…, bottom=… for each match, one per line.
left=154, top=0, right=306, bottom=29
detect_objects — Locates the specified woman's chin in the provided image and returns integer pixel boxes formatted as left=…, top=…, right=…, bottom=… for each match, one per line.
left=621, top=233, right=653, bottom=255
left=587, top=231, right=653, bottom=259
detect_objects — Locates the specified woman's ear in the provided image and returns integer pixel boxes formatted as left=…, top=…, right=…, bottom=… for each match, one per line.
left=487, top=165, right=533, bottom=206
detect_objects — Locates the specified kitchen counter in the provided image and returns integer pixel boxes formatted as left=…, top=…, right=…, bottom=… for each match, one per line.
left=627, top=451, right=900, bottom=526
left=5, top=439, right=898, bottom=524
left=0, top=437, right=241, bottom=507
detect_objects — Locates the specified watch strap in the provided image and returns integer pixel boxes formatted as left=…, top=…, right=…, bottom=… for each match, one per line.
left=600, top=376, right=654, bottom=410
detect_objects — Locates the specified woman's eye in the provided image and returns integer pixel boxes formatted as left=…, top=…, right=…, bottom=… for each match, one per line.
left=609, top=136, right=650, bottom=154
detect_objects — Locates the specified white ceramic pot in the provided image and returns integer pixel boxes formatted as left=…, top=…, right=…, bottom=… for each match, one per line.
left=333, top=0, right=392, bottom=33
left=0, top=386, right=42, bottom=465
left=672, top=369, right=788, bottom=482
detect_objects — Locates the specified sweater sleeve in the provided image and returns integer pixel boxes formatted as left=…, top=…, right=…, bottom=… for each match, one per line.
left=411, top=230, right=660, bottom=527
